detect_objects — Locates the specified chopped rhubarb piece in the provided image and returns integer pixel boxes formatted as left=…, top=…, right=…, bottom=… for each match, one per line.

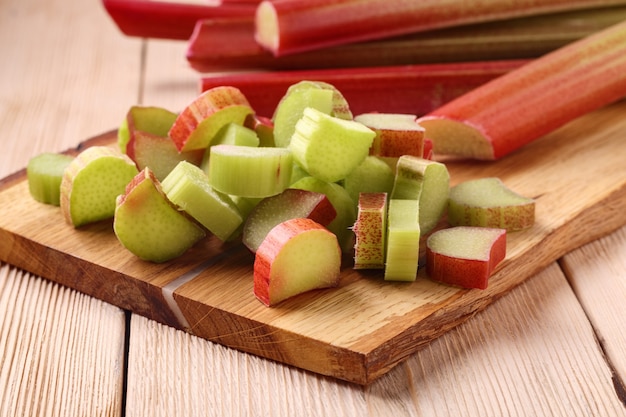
left=169, top=86, right=254, bottom=152
left=354, top=113, right=425, bottom=158
left=253, top=218, right=341, bottom=306
left=352, top=192, right=388, bottom=270
left=200, top=60, right=526, bottom=117
left=417, top=19, right=626, bottom=160
left=426, top=227, right=507, bottom=290
left=254, top=0, right=626, bottom=56
left=102, top=0, right=254, bottom=40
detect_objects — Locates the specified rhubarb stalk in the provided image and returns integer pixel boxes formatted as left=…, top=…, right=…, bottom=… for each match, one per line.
left=417, top=19, right=626, bottom=160
left=254, top=0, right=626, bottom=56
left=102, top=0, right=254, bottom=40
left=200, top=60, right=526, bottom=117
left=187, top=6, right=626, bottom=71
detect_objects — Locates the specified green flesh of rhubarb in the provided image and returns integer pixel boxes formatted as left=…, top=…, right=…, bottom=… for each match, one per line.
left=161, top=161, right=243, bottom=241
left=207, top=144, right=293, bottom=198
left=391, top=156, right=450, bottom=234
left=384, top=199, right=420, bottom=282
left=289, top=107, right=375, bottom=183
left=27, top=153, right=74, bottom=206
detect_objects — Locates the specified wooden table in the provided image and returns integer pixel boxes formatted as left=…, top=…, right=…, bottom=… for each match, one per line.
left=1, top=0, right=625, bottom=415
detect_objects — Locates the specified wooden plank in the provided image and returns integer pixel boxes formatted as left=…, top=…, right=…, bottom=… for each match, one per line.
left=124, top=262, right=626, bottom=416
left=0, top=263, right=127, bottom=416
left=387, top=262, right=626, bottom=416
left=1, top=97, right=624, bottom=384
left=561, top=225, right=626, bottom=386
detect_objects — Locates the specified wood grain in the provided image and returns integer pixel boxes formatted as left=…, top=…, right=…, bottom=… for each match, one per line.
left=1, top=98, right=624, bottom=384
left=0, top=263, right=126, bottom=416
left=561, top=226, right=626, bottom=388
left=124, top=261, right=626, bottom=416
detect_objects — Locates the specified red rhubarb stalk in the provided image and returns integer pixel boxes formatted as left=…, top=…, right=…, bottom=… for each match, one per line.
left=188, top=6, right=626, bottom=71
left=102, top=0, right=254, bottom=40
left=254, top=0, right=626, bottom=56
left=200, top=60, right=527, bottom=117
left=417, top=20, right=626, bottom=160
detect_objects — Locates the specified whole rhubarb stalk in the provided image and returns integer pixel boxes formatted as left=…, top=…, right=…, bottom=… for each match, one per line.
left=187, top=6, right=626, bottom=71
left=417, top=19, right=626, bottom=160
left=200, top=60, right=526, bottom=117
left=254, top=0, right=626, bottom=56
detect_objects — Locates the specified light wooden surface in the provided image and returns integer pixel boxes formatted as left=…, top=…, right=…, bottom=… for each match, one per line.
left=1, top=0, right=625, bottom=415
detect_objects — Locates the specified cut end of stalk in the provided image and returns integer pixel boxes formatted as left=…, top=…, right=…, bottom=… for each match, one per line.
left=417, top=116, right=494, bottom=161
left=255, top=1, right=279, bottom=54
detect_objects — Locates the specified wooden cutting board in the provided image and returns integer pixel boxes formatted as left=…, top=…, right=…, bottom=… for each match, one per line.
left=1, top=102, right=625, bottom=385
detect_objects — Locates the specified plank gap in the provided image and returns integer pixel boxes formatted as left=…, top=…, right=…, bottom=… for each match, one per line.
left=121, top=310, right=132, bottom=417
left=557, top=256, right=626, bottom=408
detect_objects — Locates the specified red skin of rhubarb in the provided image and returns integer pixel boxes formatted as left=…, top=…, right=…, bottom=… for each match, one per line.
left=200, top=60, right=526, bottom=118
left=188, top=7, right=626, bottom=72
left=417, top=19, right=626, bottom=160
left=352, top=193, right=388, bottom=270
left=102, top=0, right=254, bottom=40
left=169, top=86, right=254, bottom=152
left=426, top=229, right=506, bottom=290
left=254, top=0, right=626, bottom=56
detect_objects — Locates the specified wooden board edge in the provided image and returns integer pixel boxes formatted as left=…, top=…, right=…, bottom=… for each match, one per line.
left=0, top=227, right=184, bottom=327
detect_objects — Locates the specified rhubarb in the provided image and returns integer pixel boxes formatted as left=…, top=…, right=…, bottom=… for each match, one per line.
left=169, top=86, right=254, bottom=152
left=187, top=6, right=626, bottom=71
left=352, top=192, right=388, bottom=270
left=200, top=60, right=526, bottom=117
left=254, top=0, right=626, bottom=56
left=242, top=189, right=336, bottom=253
left=417, top=19, right=626, bottom=160
left=384, top=199, right=420, bottom=282
left=426, top=227, right=507, bottom=290
left=289, top=107, right=375, bottom=183
left=102, top=0, right=254, bottom=40
left=114, top=168, right=206, bottom=263
left=27, top=153, right=74, bottom=206
left=253, top=218, right=341, bottom=307
left=447, top=177, right=535, bottom=231
left=207, top=145, right=293, bottom=198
